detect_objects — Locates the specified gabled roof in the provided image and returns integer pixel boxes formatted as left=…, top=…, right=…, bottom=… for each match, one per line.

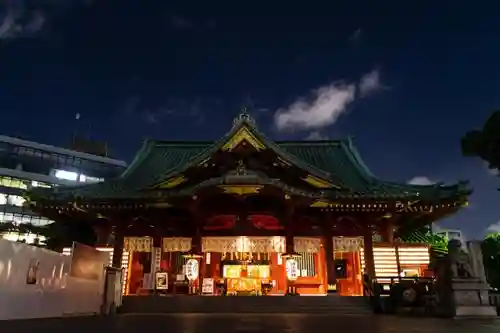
left=28, top=111, right=471, bottom=202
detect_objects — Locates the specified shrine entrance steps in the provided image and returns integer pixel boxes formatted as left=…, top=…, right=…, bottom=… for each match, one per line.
left=119, top=295, right=373, bottom=315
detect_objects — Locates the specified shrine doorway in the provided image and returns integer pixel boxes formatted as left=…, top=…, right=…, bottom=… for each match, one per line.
left=202, top=236, right=285, bottom=294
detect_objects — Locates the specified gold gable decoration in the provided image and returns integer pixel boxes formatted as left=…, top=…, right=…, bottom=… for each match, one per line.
left=156, top=175, right=186, bottom=189
left=221, top=126, right=266, bottom=151
left=219, top=185, right=263, bottom=196
left=302, top=174, right=338, bottom=189
left=294, top=237, right=321, bottom=253
left=124, top=237, right=153, bottom=252
left=310, top=200, right=331, bottom=208
left=333, top=237, right=364, bottom=252
left=162, top=237, right=192, bottom=252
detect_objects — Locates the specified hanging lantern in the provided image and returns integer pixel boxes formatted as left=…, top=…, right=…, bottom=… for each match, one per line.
left=185, top=259, right=199, bottom=281
left=285, top=258, right=299, bottom=281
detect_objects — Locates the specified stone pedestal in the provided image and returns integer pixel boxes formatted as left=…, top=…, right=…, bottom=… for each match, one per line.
left=451, top=278, right=496, bottom=318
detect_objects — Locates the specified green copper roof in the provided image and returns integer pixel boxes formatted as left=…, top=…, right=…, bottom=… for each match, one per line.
left=28, top=112, right=472, bottom=202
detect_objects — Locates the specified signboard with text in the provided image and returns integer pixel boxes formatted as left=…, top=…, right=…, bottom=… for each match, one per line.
left=155, top=272, right=168, bottom=290
left=202, top=278, right=214, bottom=294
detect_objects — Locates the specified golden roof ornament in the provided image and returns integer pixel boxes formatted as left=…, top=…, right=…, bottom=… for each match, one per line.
left=232, top=107, right=255, bottom=127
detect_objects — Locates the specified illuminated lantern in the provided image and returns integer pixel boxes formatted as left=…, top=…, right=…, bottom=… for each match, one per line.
left=285, top=258, right=298, bottom=281
left=185, top=259, right=199, bottom=281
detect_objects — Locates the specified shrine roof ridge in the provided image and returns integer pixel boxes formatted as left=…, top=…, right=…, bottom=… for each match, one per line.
left=25, top=109, right=472, bottom=204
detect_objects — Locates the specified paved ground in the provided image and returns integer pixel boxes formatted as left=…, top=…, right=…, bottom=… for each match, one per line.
left=2, top=313, right=499, bottom=333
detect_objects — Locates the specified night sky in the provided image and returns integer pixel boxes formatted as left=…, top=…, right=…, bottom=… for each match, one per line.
left=1, top=1, right=499, bottom=239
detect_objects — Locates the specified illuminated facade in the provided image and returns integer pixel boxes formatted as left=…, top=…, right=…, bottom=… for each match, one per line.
left=31, top=111, right=470, bottom=296
left=0, top=135, right=126, bottom=244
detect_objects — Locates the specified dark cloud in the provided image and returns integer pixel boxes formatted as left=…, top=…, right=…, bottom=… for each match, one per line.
left=0, top=0, right=93, bottom=40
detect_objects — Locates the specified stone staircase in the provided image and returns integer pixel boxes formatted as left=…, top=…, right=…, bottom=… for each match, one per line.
left=119, top=295, right=373, bottom=315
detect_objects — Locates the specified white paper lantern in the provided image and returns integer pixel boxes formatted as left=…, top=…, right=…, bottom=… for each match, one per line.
left=285, top=258, right=298, bottom=281
left=185, top=259, right=199, bottom=281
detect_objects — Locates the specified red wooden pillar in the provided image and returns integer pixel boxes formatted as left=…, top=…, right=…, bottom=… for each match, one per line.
left=189, top=198, right=204, bottom=290
left=269, top=253, right=280, bottom=293
left=212, top=252, right=221, bottom=278
left=284, top=200, right=296, bottom=255
left=323, top=212, right=335, bottom=288
left=363, top=227, right=375, bottom=279
left=382, top=222, right=395, bottom=244
left=316, top=245, right=327, bottom=293
left=324, top=234, right=335, bottom=286
left=201, top=252, right=208, bottom=280
left=191, top=233, right=203, bottom=288
left=282, top=202, right=296, bottom=294
left=152, top=229, right=162, bottom=248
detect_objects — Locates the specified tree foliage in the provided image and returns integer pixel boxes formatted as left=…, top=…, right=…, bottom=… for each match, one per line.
left=0, top=220, right=97, bottom=252
left=482, top=233, right=500, bottom=289
left=461, top=110, right=500, bottom=171
left=44, top=220, right=97, bottom=251
left=399, top=225, right=448, bottom=258
left=462, top=111, right=500, bottom=288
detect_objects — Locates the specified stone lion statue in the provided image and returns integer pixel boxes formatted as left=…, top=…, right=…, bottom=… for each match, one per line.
left=447, top=239, right=474, bottom=278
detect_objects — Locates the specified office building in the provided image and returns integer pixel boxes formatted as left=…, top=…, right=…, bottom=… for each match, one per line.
left=0, top=135, right=126, bottom=244
left=433, top=224, right=467, bottom=248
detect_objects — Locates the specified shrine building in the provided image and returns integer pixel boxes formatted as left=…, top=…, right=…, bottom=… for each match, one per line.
left=27, top=111, right=471, bottom=296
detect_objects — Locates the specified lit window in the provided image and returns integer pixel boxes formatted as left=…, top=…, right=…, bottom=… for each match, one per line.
left=0, top=213, right=54, bottom=226
left=84, top=176, right=104, bottom=183
left=78, top=174, right=103, bottom=183
left=0, top=194, right=6, bottom=205
left=0, top=177, right=11, bottom=187
left=54, top=169, right=78, bottom=181
left=33, top=217, right=53, bottom=226
left=31, top=180, right=51, bottom=188
left=0, top=176, right=27, bottom=189
left=2, top=232, right=47, bottom=245
left=7, top=195, right=25, bottom=207
left=11, top=178, right=27, bottom=189
left=0, top=212, right=14, bottom=223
